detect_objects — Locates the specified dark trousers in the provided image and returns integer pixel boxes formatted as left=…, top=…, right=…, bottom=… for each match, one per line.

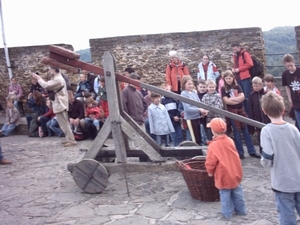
left=188, top=118, right=202, bottom=145
left=40, top=116, right=51, bottom=134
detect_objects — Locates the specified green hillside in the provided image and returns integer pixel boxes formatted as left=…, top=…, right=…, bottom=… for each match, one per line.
left=263, top=26, right=298, bottom=76
left=75, top=26, right=299, bottom=77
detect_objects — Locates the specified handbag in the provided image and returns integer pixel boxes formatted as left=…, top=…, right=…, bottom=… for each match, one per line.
left=48, top=86, right=64, bottom=101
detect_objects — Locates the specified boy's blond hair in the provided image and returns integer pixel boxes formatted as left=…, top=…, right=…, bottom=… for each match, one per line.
left=161, top=83, right=171, bottom=90
left=206, top=79, right=216, bottom=87
left=252, top=76, right=263, bottom=85
left=260, top=92, right=284, bottom=118
left=198, top=79, right=206, bottom=86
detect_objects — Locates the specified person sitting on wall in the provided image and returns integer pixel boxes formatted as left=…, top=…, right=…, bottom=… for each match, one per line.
left=165, top=50, right=190, bottom=94
left=68, top=90, right=86, bottom=134
left=0, top=97, right=21, bottom=138
left=8, top=76, right=23, bottom=114
left=197, top=55, right=220, bottom=83
left=82, top=69, right=97, bottom=99
left=74, top=73, right=91, bottom=100
left=30, top=73, right=46, bottom=96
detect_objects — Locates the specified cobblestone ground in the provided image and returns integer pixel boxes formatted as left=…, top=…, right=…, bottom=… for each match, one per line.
left=0, top=135, right=299, bottom=225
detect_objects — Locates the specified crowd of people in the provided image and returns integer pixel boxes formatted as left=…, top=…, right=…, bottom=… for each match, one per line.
left=0, top=43, right=300, bottom=225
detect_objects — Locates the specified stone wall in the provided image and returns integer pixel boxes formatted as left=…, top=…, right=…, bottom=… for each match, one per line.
left=0, top=44, right=77, bottom=110
left=90, top=27, right=266, bottom=85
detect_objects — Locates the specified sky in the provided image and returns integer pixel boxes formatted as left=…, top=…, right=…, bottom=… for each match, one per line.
left=0, top=0, right=299, bottom=51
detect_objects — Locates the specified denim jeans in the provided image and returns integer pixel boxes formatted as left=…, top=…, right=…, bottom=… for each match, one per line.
left=219, top=184, right=247, bottom=219
left=275, top=191, right=300, bottom=225
left=145, top=118, right=156, bottom=141
left=294, top=109, right=300, bottom=132
left=185, top=129, right=192, bottom=141
left=200, top=124, right=208, bottom=145
left=13, top=100, right=20, bottom=113
left=47, top=119, right=64, bottom=136
left=230, top=119, right=256, bottom=156
left=170, top=123, right=183, bottom=146
left=237, top=78, right=252, bottom=115
left=1, top=123, right=17, bottom=136
left=156, top=134, right=170, bottom=147
left=85, top=118, right=99, bottom=129
left=40, top=116, right=51, bottom=134
left=0, top=145, right=3, bottom=161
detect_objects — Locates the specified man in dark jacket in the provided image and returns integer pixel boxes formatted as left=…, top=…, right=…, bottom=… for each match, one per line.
left=121, top=73, right=147, bottom=130
left=68, top=90, right=85, bottom=133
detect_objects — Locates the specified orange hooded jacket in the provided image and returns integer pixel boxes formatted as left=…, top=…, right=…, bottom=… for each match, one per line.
left=232, top=49, right=253, bottom=80
left=205, top=135, right=243, bottom=189
left=165, top=61, right=190, bottom=92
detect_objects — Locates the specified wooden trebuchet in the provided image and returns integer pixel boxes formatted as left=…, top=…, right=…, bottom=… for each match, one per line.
left=49, top=45, right=80, bottom=59
left=41, top=57, right=79, bottom=73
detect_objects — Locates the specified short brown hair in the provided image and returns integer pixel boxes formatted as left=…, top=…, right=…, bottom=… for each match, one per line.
left=151, top=92, right=161, bottom=99
left=181, top=75, right=193, bottom=91
left=264, top=74, right=274, bottom=83
left=85, top=97, right=94, bottom=105
left=260, top=92, right=284, bottom=118
left=198, top=79, right=206, bottom=86
left=283, top=54, right=295, bottom=63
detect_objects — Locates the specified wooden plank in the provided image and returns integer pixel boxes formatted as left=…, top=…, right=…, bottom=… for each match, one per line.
left=116, top=74, right=265, bottom=129
left=103, top=51, right=128, bottom=163
left=49, top=45, right=80, bottom=59
left=72, top=159, right=108, bottom=194
left=84, top=117, right=111, bottom=159
left=49, top=52, right=105, bottom=75
left=120, top=117, right=165, bottom=162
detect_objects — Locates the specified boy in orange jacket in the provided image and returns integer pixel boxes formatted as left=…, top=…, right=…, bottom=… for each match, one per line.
left=205, top=118, right=246, bottom=219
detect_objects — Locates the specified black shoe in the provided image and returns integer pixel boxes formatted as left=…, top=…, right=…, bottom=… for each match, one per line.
left=249, top=153, right=261, bottom=158
left=239, top=155, right=245, bottom=159
left=0, top=132, right=5, bottom=137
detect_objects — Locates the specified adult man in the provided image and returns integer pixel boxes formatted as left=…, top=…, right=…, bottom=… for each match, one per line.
left=0, top=142, right=12, bottom=165
left=32, top=67, right=77, bottom=147
left=231, top=43, right=253, bottom=114
left=121, top=72, right=147, bottom=130
left=165, top=50, right=190, bottom=94
left=120, top=67, right=135, bottom=91
left=68, top=90, right=86, bottom=133
left=282, top=53, right=300, bottom=127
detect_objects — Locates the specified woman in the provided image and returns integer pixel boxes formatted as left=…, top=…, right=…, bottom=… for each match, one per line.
left=221, top=70, right=260, bottom=159
left=197, top=55, right=220, bottom=83
left=8, top=77, right=23, bottom=114
left=26, top=90, right=47, bottom=136
left=165, top=50, right=190, bottom=94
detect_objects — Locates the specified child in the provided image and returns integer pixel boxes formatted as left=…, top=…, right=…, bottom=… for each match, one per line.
left=148, top=92, right=175, bottom=147
left=221, top=70, right=260, bottom=159
left=45, top=100, right=64, bottom=137
left=197, top=79, right=209, bottom=145
left=205, top=118, right=246, bottom=219
left=260, top=92, right=300, bottom=225
left=74, top=74, right=91, bottom=99
left=161, top=83, right=183, bottom=146
left=0, top=98, right=21, bottom=137
left=248, top=77, right=271, bottom=153
left=98, top=77, right=109, bottom=118
left=180, top=75, right=207, bottom=145
left=201, top=79, right=224, bottom=141
left=85, top=97, right=103, bottom=131
left=263, top=74, right=281, bottom=95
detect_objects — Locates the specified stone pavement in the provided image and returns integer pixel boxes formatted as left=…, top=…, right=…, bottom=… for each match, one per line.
left=0, top=135, right=299, bottom=225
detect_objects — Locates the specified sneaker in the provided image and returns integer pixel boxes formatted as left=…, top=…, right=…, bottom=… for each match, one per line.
left=0, top=159, right=12, bottom=165
left=63, top=142, right=77, bottom=147
left=239, top=155, right=245, bottom=159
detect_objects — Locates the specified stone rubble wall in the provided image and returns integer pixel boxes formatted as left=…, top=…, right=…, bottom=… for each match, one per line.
left=0, top=44, right=78, bottom=110
left=89, top=27, right=266, bottom=85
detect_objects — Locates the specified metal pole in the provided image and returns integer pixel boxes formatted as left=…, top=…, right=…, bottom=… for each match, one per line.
left=0, top=0, right=13, bottom=81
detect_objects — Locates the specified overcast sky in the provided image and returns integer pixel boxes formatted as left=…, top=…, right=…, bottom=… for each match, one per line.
left=1, top=0, right=299, bottom=51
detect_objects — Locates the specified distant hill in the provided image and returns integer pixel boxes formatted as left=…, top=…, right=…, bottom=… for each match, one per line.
left=76, top=49, right=92, bottom=62
left=263, top=26, right=298, bottom=76
left=75, top=26, right=299, bottom=77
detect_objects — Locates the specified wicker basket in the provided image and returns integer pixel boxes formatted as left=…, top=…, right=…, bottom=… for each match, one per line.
left=177, top=158, right=220, bottom=202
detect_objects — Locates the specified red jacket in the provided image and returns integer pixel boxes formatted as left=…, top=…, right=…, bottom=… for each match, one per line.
left=205, top=135, right=243, bottom=189
left=166, top=60, right=190, bottom=92
left=85, top=105, right=102, bottom=119
left=42, top=109, right=55, bottom=119
left=232, top=49, right=253, bottom=80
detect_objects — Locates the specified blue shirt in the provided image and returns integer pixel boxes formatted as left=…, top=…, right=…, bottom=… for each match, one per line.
left=180, top=90, right=201, bottom=120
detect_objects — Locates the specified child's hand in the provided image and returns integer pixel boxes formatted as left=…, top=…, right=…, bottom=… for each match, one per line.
left=174, top=116, right=179, bottom=122
left=208, top=173, right=213, bottom=177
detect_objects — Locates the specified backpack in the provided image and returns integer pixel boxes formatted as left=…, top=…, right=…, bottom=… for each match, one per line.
left=241, top=52, right=263, bottom=78
left=83, top=120, right=99, bottom=140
